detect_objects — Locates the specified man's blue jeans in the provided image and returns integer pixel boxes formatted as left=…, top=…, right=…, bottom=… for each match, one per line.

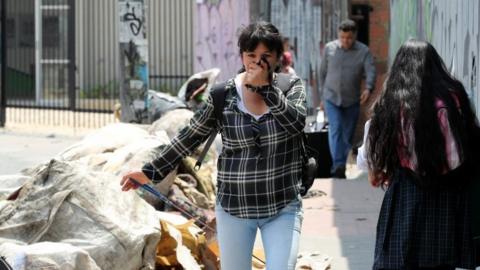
left=215, top=199, right=303, bottom=270
left=324, top=100, right=360, bottom=173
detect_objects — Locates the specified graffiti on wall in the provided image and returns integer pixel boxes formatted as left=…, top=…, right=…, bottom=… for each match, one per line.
left=194, top=0, right=249, bottom=81
left=119, top=0, right=149, bottom=123
left=390, top=0, right=480, bottom=115
left=270, top=0, right=347, bottom=109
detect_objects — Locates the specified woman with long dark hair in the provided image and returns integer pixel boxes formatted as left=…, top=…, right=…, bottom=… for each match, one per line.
left=121, top=21, right=305, bottom=270
left=357, top=40, right=480, bottom=269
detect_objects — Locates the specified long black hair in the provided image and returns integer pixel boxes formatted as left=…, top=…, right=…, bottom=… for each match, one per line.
left=367, top=39, right=480, bottom=187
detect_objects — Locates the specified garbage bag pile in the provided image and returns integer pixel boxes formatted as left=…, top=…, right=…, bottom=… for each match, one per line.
left=0, top=160, right=161, bottom=270
left=0, top=109, right=220, bottom=269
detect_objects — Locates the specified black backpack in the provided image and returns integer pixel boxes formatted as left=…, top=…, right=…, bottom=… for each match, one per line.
left=194, top=73, right=318, bottom=196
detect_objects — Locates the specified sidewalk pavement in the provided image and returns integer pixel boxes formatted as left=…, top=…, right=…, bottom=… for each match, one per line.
left=299, top=175, right=384, bottom=270
left=0, top=128, right=384, bottom=270
left=251, top=164, right=383, bottom=270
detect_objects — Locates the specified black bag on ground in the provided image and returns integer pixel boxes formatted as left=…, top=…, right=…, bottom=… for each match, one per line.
left=299, top=133, right=319, bottom=196
left=194, top=73, right=318, bottom=197
left=304, top=127, right=332, bottom=178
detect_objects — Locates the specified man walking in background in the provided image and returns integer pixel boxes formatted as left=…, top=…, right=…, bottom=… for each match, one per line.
left=319, top=19, right=376, bottom=179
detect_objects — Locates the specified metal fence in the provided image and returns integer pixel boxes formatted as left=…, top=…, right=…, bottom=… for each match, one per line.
left=0, top=0, right=352, bottom=130
left=0, top=0, right=193, bottom=129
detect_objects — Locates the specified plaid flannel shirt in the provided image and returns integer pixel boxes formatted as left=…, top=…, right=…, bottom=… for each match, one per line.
left=142, top=74, right=307, bottom=218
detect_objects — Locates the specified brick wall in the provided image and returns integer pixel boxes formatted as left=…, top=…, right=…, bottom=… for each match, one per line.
left=351, top=0, right=390, bottom=149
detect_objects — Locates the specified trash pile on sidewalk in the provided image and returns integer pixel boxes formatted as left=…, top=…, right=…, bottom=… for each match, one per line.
left=0, top=109, right=222, bottom=269
left=0, top=107, right=332, bottom=270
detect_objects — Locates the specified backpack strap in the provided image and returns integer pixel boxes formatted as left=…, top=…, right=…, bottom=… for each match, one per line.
left=275, top=73, right=295, bottom=93
left=211, top=82, right=227, bottom=122
left=194, top=82, right=227, bottom=170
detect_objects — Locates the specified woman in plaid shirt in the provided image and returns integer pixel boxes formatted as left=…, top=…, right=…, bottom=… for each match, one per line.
left=121, top=22, right=306, bottom=270
left=358, top=40, right=480, bottom=269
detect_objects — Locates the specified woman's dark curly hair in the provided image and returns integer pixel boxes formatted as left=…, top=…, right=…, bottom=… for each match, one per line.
left=367, top=39, right=480, bottom=187
left=237, top=21, right=284, bottom=58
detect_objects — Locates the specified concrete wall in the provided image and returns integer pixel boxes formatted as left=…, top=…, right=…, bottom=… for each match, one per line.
left=390, top=0, right=480, bottom=115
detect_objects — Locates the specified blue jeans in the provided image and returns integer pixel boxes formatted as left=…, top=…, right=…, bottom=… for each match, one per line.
left=324, top=100, right=360, bottom=172
left=215, top=199, right=303, bottom=270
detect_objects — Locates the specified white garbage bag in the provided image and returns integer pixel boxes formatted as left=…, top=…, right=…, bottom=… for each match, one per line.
left=148, top=109, right=194, bottom=140
left=0, top=175, right=31, bottom=200
left=0, top=159, right=161, bottom=270
left=0, top=242, right=101, bottom=270
left=58, top=123, right=150, bottom=162
left=177, top=68, right=221, bottom=102
left=55, top=123, right=170, bottom=178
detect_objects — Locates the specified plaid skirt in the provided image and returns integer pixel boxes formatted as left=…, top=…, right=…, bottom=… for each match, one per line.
left=373, top=167, right=478, bottom=270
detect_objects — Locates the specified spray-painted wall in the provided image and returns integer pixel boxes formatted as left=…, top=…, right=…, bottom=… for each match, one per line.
left=194, top=0, right=249, bottom=82
left=270, top=0, right=348, bottom=109
left=390, top=0, right=480, bottom=115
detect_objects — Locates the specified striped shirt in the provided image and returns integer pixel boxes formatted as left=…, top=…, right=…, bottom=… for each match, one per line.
left=142, top=74, right=307, bottom=218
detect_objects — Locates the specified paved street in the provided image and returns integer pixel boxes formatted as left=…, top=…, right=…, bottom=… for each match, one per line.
left=0, top=129, right=80, bottom=175
left=299, top=176, right=384, bottom=270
